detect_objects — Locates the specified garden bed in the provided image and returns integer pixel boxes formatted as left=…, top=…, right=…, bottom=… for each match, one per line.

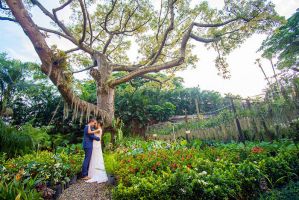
left=108, top=139, right=299, bottom=199
left=0, top=144, right=84, bottom=199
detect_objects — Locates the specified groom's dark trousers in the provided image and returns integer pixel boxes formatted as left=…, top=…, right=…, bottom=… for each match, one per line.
left=81, top=125, right=100, bottom=177
left=82, top=148, right=92, bottom=177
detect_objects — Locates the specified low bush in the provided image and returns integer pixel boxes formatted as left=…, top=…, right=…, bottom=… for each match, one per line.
left=259, top=181, right=299, bottom=200
left=112, top=139, right=299, bottom=199
left=0, top=121, right=51, bottom=157
left=0, top=144, right=84, bottom=199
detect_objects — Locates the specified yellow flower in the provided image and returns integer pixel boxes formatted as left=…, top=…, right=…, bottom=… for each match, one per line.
left=15, top=173, right=22, bottom=181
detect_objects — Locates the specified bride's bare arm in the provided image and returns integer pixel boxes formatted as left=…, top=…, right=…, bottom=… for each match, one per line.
left=87, top=126, right=99, bottom=134
left=93, top=128, right=101, bottom=133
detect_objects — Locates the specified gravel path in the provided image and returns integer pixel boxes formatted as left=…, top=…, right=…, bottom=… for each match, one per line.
left=58, top=180, right=112, bottom=200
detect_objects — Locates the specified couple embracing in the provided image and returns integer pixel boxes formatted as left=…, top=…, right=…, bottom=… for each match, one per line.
left=81, top=118, right=108, bottom=183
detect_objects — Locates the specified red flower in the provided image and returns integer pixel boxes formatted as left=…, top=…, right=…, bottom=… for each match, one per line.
left=170, top=163, right=177, bottom=170
left=151, top=166, right=157, bottom=172
left=251, top=146, right=264, bottom=153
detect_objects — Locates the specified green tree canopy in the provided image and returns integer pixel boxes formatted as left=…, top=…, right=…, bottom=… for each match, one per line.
left=260, top=9, right=299, bottom=71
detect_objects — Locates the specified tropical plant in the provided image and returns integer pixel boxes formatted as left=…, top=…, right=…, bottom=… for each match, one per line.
left=0, top=53, right=35, bottom=117
left=260, top=10, right=299, bottom=71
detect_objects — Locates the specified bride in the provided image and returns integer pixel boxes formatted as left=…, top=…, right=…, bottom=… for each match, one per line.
left=86, top=121, right=108, bottom=183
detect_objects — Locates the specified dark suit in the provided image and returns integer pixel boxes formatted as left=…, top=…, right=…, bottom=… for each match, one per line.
left=81, top=125, right=100, bottom=177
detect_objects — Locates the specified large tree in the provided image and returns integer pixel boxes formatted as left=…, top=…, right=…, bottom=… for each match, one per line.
left=0, top=0, right=282, bottom=125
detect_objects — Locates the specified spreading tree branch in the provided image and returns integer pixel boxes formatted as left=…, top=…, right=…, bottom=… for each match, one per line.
left=102, top=0, right=117, bottom=34
left=37, top=26, right=73, bottom=41
left=83, top=0, right=93, bottom=47
left=64, top=47, right=80, bottom=54
left=78, top=0, right=87, bottom=44
left=190, top=33, right=221, bottom=43
left=0, top=16, right=16, bottom=22
left=103, top=34, right=113, bottom=54
left=52, top=0, right=73, bottom=15
left=72, top=65, right=96, bottom=74
left=149, top=0, right=175, bottom=65
left=0, top=1, right=10, bottom=10
left=140, top=75, right=162, bottom=83
left=109, top=14, right=244, bottom=86
left=193, top=17, right=239, bottom=28
left=31, top=0, right=94, bottom=55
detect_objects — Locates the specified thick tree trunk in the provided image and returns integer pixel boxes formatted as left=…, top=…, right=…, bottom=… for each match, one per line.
left=6, top=0, right=111, bottom=124
left=91, top=54, right=115, bottom=122
left=90, top=54, right=116, bottom=145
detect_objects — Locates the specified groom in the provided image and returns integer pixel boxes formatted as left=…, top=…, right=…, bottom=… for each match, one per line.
left=81, top=118, right=101, bottom=180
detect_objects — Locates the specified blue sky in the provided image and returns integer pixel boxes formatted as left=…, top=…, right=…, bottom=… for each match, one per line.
left=0, top=0, right=298, bottom=97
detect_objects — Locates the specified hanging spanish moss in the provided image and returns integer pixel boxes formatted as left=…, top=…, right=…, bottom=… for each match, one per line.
left=63, top=93, right=110, bottom=124
left=63, top=102, right=69, bottom=120
left=79, top=111, right=84, bottom=125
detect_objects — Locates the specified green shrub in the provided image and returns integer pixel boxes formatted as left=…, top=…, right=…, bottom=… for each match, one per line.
left=0, top=121, right=51, bottom=157
left=112, top=139, right=299, bottom=199
left=259, top=181, right=299, bottom=200
left=19, top=123, right=51, bottom=149
left=0, top=177, right=42, bottom=200
left=0, top=121, right=34, bottom=157
left=104, top=153, right=119, bottom=174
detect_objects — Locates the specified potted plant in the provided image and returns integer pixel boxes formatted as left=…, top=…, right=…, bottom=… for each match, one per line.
left=70, top=174, right=77, bottom=185
left=107, top=173, right=116, bottom=185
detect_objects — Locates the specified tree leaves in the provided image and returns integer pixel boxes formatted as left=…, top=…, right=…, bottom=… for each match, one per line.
left=260, top=10, right=298, bottom=70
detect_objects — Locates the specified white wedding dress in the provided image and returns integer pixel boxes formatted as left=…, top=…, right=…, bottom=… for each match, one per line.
left=86, top=129, right=108, bottom=183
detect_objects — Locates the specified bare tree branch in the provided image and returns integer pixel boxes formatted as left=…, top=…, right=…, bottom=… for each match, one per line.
left=141, top=75, right=162, bottom=83
left=193, top=17, right=239, bottom=28
left=149, top=0, right=175, bottom=65
left=0, top=16, right=16, bottom=22
left=64, top=47, right=80, bottom=54
left=83, top=0, right=93, bottom=47
left=112, top=64, right=142, bottom=72
left=117, top=5, right=138, bottom=33
left=190, top=33, right=221, bottom=43
left=102, top=0, right=118, bottom=34
left=155, top=0, right=164, bottom=41
left=110, top=57, right=184, bottom=87
left=292, top=67, right=299, bottom=72
left=109, top=12, right=248, bottom=86
left=106, top=38, right=124, bottom=57
left=0, top=1, right=10, bottom=10
left=103, top=34, right=113, bottom=54
left=31, top=0, right=94, bottom=55
left=72, top=65, right=96, bottom=74
left=101, top=1, right=148, bottom=36
left=91, top=29, right=105, bottom=45
left=78, top=0, right=87, bottom=44
left=37, top=26, right=73, bottom=41
left=52, top=0, right=72, bottom=15
left=109, top=21, right=193, bottom=87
